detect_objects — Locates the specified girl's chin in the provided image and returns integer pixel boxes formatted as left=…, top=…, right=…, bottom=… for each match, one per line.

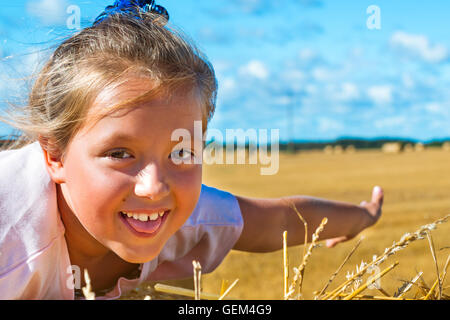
left=112, top=245, right=163, bottom=264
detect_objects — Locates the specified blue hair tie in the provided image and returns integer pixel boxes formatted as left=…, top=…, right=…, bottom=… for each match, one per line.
left=93, top=0, right=169, bottom=26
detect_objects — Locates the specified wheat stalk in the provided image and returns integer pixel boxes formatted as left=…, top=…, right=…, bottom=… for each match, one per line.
left=343, top=261, right=399, bottom=300
left=424, top=278, right=440, bottom=300
left=153, top=283, right=237, bottom=300
left=284, top=200, right=308, bottom=263
left=394, top=271, right=423, bottom=298
left=426, top=231, right=442, bottom=299
left=283, top=230, right=289, bottom=300
left=323, top=214, right=450, bottom=300
left=423, top=254, right=450, bottom=300
left=286, top=217, right=328, bottom=300
left=328, top=292, right=419, bottom=300
left=316, top=236, right=363, bottom=299
left=220, top=279, right=230, bottom=296
left=82, top=269, right=95, bottom=300
left=193, top=260, right=202, bottom=300
left=440, top=254, right=450, bottom=287
left=376, top=286, right=392, bottom=297
left=218, top=279, right=239, bottom=300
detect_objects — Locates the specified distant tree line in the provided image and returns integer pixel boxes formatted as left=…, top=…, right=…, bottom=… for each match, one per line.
left=204, top=137, right=450, bottom=152
left=2, top=136, right=450, bottom=152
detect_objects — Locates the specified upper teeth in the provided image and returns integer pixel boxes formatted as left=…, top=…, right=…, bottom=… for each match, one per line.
left=122, top=211, right=166, bottom=222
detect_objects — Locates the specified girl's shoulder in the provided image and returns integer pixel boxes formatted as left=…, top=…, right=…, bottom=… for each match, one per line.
left=0, top=141, right=65, bottom=278
left=185, top=184, right=244, bottom=227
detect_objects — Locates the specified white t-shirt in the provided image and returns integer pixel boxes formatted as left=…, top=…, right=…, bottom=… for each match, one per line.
left=0, top=141, right=243, bottom=299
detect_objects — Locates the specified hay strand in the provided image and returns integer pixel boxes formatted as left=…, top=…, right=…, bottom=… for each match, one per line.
left=218, top=279, right=239, bottom=300
left=193, top=260, right=202, bottom=300
left=343, top=261, right=399, bottom=300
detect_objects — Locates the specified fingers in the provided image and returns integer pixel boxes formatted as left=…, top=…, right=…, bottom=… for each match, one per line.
left=326, top=236, right=348, bottom=248
left=360, top=186, right=383, bottom=208
left=371, top=185, right=384, bottom=206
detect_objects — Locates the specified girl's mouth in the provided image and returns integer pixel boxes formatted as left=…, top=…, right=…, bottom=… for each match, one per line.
left=119, top=210, right=170, bottom=238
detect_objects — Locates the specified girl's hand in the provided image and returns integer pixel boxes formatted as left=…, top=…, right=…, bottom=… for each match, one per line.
left=325, top=186, right=384, bottom=248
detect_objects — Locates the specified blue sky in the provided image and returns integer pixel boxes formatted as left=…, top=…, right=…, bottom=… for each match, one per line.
left=1, top=0, right=450, bottom=142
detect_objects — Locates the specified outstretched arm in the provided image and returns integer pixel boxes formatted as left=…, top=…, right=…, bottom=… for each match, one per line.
left=232, top=186, right=383, bottom=252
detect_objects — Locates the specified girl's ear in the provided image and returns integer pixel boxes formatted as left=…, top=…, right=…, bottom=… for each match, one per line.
left=38, top=135, right=66, bottom=184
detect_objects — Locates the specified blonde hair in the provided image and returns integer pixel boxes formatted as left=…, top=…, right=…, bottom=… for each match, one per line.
left=0, top=12, right=217, bottom=157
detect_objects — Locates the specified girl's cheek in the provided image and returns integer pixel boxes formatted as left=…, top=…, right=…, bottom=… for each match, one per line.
left=74, top=169, right=131, bottom=213
left=171, top=166, right=202, bottom=189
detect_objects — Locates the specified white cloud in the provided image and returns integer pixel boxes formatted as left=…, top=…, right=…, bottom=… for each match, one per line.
left=283, top=69, right=305, bottom=82
left=305, top=84, right=317, bottom=95
left=331, top=105, right=351, bottom=114
left=218, top=76, right=237, bottom=100
left=318, top=118, right=343, bottom=132
left=424, top=102, right=447, bottom=115
left=27, top=0, right=69, bottom=25
left=375, top=116, right=406, bottom=129
left=273, top=96, right=291, bottom=105
left=239, top=60, right=269, bottom=80
left=311, top=67, right=333, bottom=81
left=221, top=77, right=236, bottom=91
left=336, top=82, right=359, bottom=101
left=211, top=59, right=232, bottom=73
left=390, top=31, right=448, bottom=63
left=367, top=85, right=393, bottom=105
left=350, top=46, right=364, bottom=59
left=402, top=73, right=415, bottom=89
left=298, top=48, right=317, bottom=61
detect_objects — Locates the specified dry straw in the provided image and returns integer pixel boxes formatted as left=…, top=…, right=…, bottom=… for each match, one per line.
left=322, top=213, right=450, bottom=300
left=426, top=231, right=441, bottom=299
left=343, top=261, right=399, bottom=300
left=394, top=271, right=423, bottom=298
left=285, top=214, right=328, bottom=300
left=192, top=260, right=202, bottom=300
left=316, top=236, right=363, bottom=299
left=109, top=212, right=449, bottom=300
left=151, top=261, right=239, bottom=300
left=153, top=283, right=219, bottom=300
left=283, top=230, right=289, bottom=299
left=218, top=279, right=239, bottom=300
left=277, top=209, right=449, bottom=300
left=82, top=269, right=95, bottom=300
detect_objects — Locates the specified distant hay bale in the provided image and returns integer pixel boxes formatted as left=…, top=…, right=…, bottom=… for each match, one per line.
left=345, top=145, right=356, bottom=153
left=443, top=142, right=450, bottom=151
left=382, top=142, right=401, bottom=154
left=403, top=143, right=414, bottom=153
left=415, top=143, right=425, bottom=152
left=324, top=145, right=334, bottom=154
left=334, top=145, right=343, bottom=154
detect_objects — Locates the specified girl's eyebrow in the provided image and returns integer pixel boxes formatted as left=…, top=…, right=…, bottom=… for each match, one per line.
left=99, top=133, right=139, bottom=145
left=98, top=131, right=201, bottom=147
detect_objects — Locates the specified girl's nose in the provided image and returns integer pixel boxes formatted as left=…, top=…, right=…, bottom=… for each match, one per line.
left=134, top=164, right=170, bottom=201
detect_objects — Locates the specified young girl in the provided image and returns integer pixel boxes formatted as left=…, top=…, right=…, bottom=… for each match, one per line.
left=0, top=1, right=383, bottom=299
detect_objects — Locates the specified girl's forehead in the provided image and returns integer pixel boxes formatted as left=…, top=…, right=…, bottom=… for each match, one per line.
left=93, top=77, right=157, bottom=106
left=91, top=76, right=199, bottom=113
left=81, top=85, right=202, bottom=135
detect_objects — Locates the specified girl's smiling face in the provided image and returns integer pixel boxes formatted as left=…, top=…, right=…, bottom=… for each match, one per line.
left=45, top=77, right=204, bottom=263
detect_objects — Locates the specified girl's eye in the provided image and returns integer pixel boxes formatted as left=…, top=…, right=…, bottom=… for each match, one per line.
left=106, top=149, right=133, bottom=160
left=170, top=149, right=195, bottom=162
